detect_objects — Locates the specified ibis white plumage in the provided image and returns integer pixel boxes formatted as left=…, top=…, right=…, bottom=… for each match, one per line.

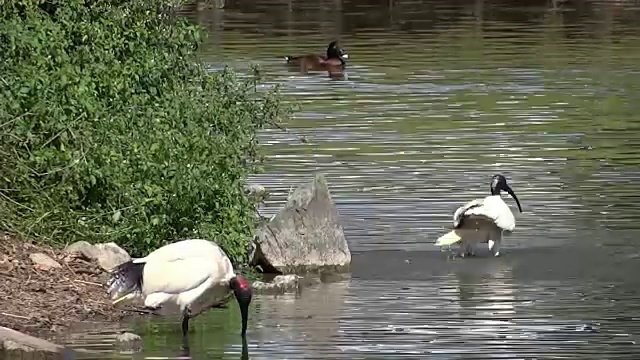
left=106, top=239, right=253, bottom=348
left=435, top=174, right=523, bottom=257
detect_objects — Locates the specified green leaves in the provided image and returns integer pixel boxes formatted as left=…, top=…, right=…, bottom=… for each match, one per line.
left=0, top=0, right=291, bottom=264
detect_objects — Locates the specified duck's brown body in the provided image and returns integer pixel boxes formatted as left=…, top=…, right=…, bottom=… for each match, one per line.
left=285, top=40, right=348, bottom=72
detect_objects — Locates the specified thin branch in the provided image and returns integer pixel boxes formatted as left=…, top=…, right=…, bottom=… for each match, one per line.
left=74, top=279, right=104, bottom=287
left=24, top=148, right=88, bottom=177
left=1, top=312, right=30, bottom=320
left=27, top=211, right=52, bottom=232
left=39, top=113, right=85, bottom=150
left=118, top=308, right=160, bottom=315
left=0, top=191, right=34, bottom=211
left=0, top=112, right=33, bottom=129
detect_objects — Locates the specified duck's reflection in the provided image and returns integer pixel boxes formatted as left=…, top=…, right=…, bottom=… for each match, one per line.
left=328, top=69, right=348, bottom=80
left=285, top=65, right=349, bottom=81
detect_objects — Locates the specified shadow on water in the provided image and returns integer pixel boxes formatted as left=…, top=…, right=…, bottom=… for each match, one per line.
left=55, top=0, right=640, bottom=358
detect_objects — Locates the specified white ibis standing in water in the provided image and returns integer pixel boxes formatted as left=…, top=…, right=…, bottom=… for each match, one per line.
left=106, top=239, right=253, bottom=349
left=435, top=174, right=523, bottom=257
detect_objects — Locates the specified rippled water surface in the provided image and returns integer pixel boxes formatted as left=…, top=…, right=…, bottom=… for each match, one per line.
left=65, top=0, right=640, bottom=358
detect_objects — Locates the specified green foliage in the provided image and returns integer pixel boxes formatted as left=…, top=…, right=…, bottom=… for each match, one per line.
left=0, top=0, right=290, bottom=262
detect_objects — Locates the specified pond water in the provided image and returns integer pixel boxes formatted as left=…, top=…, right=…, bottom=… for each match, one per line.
left=64, top=0, right=640, bottom=358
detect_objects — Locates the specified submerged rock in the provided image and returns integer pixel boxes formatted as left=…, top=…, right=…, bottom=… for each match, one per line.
left=253, top=275, right=305, bottom=295
left=0, top=326, right=62, bottom=354
left=245, top=183, right=268, bottom=197
left=64, top=241, right=131, bottom=271
left=251, top=173, right=351, bottom=274
left=115, top=332, right=141, bottom=343
left=0, top=327, right=98, bottom=358
left=114, top=332, right=142, bottom=352
left=29, top=253, right=62, bottom=271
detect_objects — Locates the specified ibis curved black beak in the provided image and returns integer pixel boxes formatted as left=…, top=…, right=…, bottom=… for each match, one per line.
left=230, top=275, right=252, bottom=337
left=505, top=186, right=523, bottom=213
left=237, top=291, right=251, bottom=337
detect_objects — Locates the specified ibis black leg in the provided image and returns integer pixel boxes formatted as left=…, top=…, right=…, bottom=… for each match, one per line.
left=460, top=241, right=475, bottom=257
left=181, top=308, right=191, bottom=351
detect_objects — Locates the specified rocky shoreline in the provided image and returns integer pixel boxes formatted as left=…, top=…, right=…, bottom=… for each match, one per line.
left=0, top=234, right=134, bottom=337
left=0, top=233, right=148, bottom=357
left=0, top=173, right=352, bottom=357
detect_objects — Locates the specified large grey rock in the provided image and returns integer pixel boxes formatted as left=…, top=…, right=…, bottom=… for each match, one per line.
left=252, top=173, right=351, bottom=274
left=0, top=326, right=62, bottom=353
left=64, top=241, right=131, bottom=271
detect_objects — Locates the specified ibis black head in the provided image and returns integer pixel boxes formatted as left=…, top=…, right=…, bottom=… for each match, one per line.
left=490, top=174, right=523, bottom=213
left=229, top=275, right=252, bottom=337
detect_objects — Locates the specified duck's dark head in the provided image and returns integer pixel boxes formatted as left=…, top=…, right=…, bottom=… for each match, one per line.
left=326, top=41, right=349, bottom=63
left=490, top=174, right=522, bottom=213
left=229, top=275, right=252, bottom=337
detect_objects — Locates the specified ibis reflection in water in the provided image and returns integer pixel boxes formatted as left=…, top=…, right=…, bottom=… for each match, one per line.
left=435, top=174, right=523, bottom=257
left=106, top=239, right=253, bottom=350
left=173, top=336, right=249, bottom=360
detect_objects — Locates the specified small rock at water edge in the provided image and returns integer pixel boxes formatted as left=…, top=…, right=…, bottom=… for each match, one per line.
left=245, top=184, right=268, bottom=197
left=0, top=326, right=62, bottom=354
left=114, top=332, right=143, bottom=352
left=251, top=173, right=351, bottom=274
left=29, top=253, right=61, bottom=271
left=253, top=275, right=304, bottom=295
left=115, top=332, right=141, bottom=343
left=64, top=241, right=131, bottom=271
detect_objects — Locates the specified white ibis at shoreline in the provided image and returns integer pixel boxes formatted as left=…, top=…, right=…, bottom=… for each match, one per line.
left=435, top=174, right=523, bottom=257
left=106, top=239, right=253, bottom=348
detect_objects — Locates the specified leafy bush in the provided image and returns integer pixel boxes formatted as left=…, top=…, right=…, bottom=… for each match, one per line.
left=0, top=0, right=290, bottom=262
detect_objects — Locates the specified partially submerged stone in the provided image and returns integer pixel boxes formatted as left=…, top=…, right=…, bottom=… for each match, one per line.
left=114, top=332, right=142, bottom=352
left=64, top=241, right=130, bottom=271
left=252, top=173, right=351, bottom=274
left=0, top=327, right=99, bottom=358
left=245, top=183, right=268, bottom=197
left=253, top=275, right=304, bottom=295
left=0, top=326, right=62, bottom=354
left=29, top=253, right=61, bottom=271
left=116, top=332, right=141, bottom=342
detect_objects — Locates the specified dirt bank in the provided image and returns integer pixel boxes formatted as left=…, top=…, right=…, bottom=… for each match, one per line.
left=0, top=234, right=134, bottom=339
